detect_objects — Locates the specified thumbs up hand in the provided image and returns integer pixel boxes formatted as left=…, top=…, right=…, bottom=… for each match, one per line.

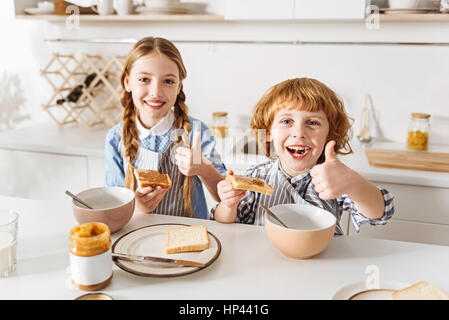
left=310, top=140, right=356, bottom=200
left=175, top=131, right=209, bottom=177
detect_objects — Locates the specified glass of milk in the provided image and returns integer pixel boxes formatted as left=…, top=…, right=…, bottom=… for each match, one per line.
left=0, top=210, right=18, bottom=277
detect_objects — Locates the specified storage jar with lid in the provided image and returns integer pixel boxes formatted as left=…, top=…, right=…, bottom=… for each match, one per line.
left=407, top=113, right=430, bottom=150
left=211, top=112, right=228, bottom=138
left=69, top=222, right=113, bottom=291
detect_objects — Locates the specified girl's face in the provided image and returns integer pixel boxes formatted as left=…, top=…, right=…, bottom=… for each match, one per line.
left=125, top=53, right=182, bottom=128
left=270, top=106, right=329, bottom=177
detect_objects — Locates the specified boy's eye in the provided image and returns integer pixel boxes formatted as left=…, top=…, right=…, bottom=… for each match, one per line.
left=139, top=77, right=149, bottom=83
left=280, top=119, right=293, bottom=125
left=307, top=120, right=320, bottom=126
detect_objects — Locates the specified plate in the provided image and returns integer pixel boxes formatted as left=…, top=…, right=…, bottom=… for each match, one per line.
left=381, top=8, right=439, bottom=14
left=112, top=223, right=221, bottom=277
left=24, top=7, right=54, bottom=15
left=136, top=6, right=189, bottom=15
left=332, top=281, right=410, bottom=300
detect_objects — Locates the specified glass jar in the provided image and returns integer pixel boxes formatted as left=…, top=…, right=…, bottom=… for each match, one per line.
left=211, top=112, right=228, bottom=138
left=69, top=222, right=112, bottom=291
left=407, top=113, right=430, bottom=150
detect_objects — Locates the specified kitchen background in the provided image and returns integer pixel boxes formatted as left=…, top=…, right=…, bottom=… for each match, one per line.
left=1, top=0, right=449, bottom=245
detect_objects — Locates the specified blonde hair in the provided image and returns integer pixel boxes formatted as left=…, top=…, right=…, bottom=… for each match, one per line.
left=250, top=78, right=353, bottom=162
left=120, top=37, right=194, bottom=217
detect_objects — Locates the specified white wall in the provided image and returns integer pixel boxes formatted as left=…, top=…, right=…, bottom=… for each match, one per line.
left=1, top=0, right=449, bottom=146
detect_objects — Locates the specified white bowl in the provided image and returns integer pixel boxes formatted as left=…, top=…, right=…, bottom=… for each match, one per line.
left=388, top=0, right=420, bottom=8
left=264, top=203, right=336, bottom=259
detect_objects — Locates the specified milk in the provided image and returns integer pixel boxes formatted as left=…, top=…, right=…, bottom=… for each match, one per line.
left=0, top=231, right=16, bottom=276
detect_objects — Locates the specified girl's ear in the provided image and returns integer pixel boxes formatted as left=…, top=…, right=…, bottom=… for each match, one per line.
left=124, top=73, right=131, bottom=92
left=177, top=82, right=183, bottom=95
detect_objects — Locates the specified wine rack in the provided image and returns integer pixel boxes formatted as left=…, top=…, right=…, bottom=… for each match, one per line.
left=41, top=52, right=126, bottom=128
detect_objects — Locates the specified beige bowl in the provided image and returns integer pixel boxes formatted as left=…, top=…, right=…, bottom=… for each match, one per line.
left=72, top=187, right=135, bottom=233
left=264, top=203, right=336, bottom=259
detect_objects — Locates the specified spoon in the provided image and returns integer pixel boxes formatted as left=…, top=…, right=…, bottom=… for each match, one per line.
left=65, top=190, right=94, bottom=209
left=260, top=204, right=289, bottom=228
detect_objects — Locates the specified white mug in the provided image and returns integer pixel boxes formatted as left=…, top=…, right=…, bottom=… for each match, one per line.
left=116, top=0, right=134, bottom=15
left=92, top=0, right=114, bottom=15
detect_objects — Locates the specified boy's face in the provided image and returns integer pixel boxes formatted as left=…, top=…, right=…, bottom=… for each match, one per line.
left=269, top=106, right=329, bottom=177
left=124, top=53, right=182, bottom=128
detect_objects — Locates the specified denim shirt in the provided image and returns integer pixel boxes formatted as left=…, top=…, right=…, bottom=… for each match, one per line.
left=104, top=115, right=226, bottom=219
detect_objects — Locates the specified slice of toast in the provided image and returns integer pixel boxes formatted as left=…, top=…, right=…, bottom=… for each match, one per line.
left=392, top=281, right=449, bottom=300
left=134, top=169, right=172, bottom=189
left=165, top=225, right=210, bottom=254
left=226, top=173, right=273, bottom=195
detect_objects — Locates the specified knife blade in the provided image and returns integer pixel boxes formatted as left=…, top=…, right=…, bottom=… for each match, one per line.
left=112, top=252, right=205, bottom=268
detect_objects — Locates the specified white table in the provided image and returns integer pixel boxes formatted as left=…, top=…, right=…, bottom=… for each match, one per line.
left=1, top=195, right=449, bottom=300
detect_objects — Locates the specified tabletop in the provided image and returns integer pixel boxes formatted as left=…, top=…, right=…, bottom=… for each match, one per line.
left=1, top=195, right=449, bottom=300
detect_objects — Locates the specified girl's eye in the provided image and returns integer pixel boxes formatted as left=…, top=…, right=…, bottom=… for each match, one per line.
left=164, top=79, right=176, bottom=85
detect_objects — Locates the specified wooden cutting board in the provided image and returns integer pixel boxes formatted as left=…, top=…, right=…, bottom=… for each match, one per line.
left=365, top=148, right=449, bottom=173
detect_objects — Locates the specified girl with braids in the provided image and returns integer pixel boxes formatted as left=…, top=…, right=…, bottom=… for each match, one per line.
left=105, top=37, right=226, bottom=218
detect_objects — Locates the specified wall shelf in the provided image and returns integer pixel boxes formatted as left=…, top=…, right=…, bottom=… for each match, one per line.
left=15, top=14, right=225, bottom=22
left=376, top=13, right=449, bottom=22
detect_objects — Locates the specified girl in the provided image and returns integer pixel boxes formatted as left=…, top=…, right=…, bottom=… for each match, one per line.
left=105, top=37, right=226, bottom=219
left=212, top=78, right=394, bottom=234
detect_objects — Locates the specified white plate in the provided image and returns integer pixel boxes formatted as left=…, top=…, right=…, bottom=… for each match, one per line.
left=112, top=223, right=221, bottom=277
left=136, top=6, right=189, bottom=14
left=24, top=8, right=54, bottom=15
left=381, top=8, right=438, bottom=14
left=332, top=281, right=410, bottom=300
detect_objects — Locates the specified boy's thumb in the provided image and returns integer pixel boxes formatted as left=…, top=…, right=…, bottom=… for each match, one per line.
left=324, top=140, right=337, bottom=162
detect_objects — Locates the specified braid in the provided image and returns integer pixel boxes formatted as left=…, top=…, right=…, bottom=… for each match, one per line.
left=174, top=88, right=194, bottom=217
left=121, top=91, right=139, bottom=191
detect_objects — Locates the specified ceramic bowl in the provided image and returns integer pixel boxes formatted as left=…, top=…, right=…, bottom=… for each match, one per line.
left=264, top=203, right=336, bottom=259
left=72, top=186, right=135, bottom=233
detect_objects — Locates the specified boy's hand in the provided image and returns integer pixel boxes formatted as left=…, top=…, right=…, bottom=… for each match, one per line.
left=310, top=140, right=357, bottom=200
left=175, top=132, right=210, bottom=177
left=217, top=170, right=246, bottom=208
left=135, top=186, right=169, bottom=213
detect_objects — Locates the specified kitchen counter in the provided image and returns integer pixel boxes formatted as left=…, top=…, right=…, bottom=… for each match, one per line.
left=0, top=122, right=448, bottom=188
left=1, top=195, right=448, bottom=300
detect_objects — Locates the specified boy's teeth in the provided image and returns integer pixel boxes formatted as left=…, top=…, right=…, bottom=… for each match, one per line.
left=286, top=146, right=310, bottom=155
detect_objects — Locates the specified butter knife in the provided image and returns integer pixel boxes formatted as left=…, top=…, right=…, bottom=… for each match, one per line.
left=112, top=253, right=205, bottom=268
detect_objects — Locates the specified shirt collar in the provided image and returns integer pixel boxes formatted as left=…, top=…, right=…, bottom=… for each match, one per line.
left=137, top=108, right=175, bottom=139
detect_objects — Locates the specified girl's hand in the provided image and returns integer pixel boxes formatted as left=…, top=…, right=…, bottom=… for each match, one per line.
left=310, top=140, right=357, bottom=200
left=135, top=186, right=169, bottom=213
left=217, top=170, right=247, bottom=209
left=175, top=132, right=209, bottom=177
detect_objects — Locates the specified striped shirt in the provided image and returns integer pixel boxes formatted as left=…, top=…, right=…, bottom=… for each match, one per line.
left=210, top=159, right=394, bottom=235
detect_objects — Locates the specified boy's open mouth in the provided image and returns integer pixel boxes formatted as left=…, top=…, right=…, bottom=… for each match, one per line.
left=286, top=146, right=311, bottom=158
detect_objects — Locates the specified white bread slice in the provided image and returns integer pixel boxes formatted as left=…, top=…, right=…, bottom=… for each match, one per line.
left=392, top=281, right=449, bottom=300
left=165, top=225, right=210, bottom=254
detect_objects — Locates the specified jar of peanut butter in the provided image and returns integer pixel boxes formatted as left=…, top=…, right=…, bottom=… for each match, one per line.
left=69, top=222, right=112, bottom=291
left=407, top=113, right=430, bottom=150
left=211, top=112, right=228, bottom=138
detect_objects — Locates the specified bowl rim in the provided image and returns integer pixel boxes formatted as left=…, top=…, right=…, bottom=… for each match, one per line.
left=73, top=186, right=135, bottom=211
left=265, top=203, right=337, bottom=232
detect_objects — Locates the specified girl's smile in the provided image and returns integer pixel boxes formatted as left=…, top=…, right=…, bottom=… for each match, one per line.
left=270, top=107, right=329, bottom=176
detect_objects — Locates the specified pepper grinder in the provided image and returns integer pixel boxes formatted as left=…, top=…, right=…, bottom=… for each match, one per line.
left=358, top=94, right=372, bottom=144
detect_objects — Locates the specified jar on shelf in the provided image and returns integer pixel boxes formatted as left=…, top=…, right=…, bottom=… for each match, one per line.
left=211, top=112, right=228, bottom=138
left=69, top=222, right=112, bottom=291
left=407, top=113, right=430, bottom=150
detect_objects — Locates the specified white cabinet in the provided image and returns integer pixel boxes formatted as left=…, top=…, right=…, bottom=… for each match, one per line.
left=294, top=0, right=368, bottom=20
left=0, top=148, right=89, bottom=202
left=225, top=0, right=294, bottom=20
left=348, top=182, right=449, bottom=246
